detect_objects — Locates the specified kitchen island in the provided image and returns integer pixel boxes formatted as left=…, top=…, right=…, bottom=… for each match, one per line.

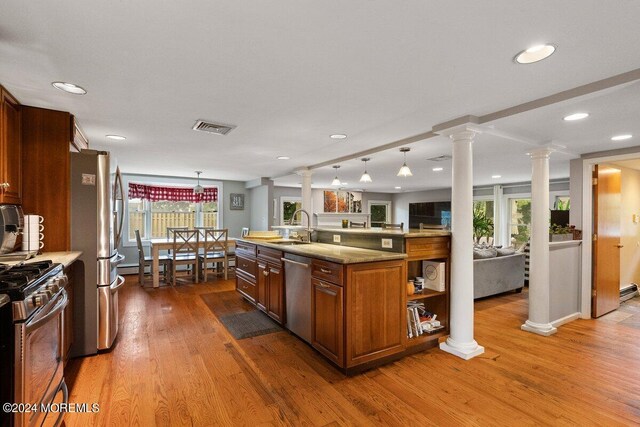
left=235, top=229, right=451, bottom=374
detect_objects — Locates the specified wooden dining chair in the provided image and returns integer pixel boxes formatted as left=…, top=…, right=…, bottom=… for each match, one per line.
left=135, top=229, right=170, bottom=286
left=169, top=229, right=199, bottom=286
left=382, top=222, right=404, bottom=230
left=198, top=228, right=230, bottom=281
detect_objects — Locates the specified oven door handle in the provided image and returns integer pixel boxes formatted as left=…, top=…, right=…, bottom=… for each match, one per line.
left=110, top=275, right=126, bottom=294
left=51, top=381, right=69, bottom=427
left=25, top=289, right=68, bottom=335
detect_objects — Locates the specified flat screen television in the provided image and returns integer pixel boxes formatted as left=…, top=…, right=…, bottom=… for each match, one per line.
left=409, top=201, right=452, bottom=229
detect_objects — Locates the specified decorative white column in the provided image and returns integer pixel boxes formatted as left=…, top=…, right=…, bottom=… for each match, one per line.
left=439, top=129, right=485, bottom=360
left=522, top=147, right=557, bottom=335
left=300, top=169, right=313, bottom=227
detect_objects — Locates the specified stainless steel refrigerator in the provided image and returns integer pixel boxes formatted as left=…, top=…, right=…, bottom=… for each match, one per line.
left=70, top=149, right=125, bottom=356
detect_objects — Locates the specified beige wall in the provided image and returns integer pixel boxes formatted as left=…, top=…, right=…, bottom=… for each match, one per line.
left=619, top=166, right=640, bottom=287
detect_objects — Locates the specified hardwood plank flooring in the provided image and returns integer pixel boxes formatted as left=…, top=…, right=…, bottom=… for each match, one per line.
left=64, top=277, right=640, bottom=426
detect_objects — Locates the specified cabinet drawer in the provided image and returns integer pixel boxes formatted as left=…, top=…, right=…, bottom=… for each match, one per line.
left=236, top=272, right=256, bottom=303
left=406, top=236, right=450, bottom=259
left=257, top=246, right=283, bottom=265
left=236, top=254, right=256, bottom=278
left=235, top=240, right=257, bottom=257
left=311, top=259, right=343, bottom=286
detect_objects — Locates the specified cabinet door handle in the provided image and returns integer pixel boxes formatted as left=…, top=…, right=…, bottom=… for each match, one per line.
left=0, top=182, right=9, bottom=189
left=318, top=283, right=330, bottom=289
left=263, top=270, right=269, bottom=277
left=320, top=268, right=332, bottom=274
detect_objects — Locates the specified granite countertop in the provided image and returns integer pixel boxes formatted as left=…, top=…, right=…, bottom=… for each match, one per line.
left=2, top=251, right=82, bottom=268
left=238, top=238, right=407, bottom=264
left=314, top=227, right=451, bottom=237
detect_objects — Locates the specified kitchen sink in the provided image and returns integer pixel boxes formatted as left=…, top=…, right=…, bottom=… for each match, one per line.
left=272, top=240, right=311, bottom=246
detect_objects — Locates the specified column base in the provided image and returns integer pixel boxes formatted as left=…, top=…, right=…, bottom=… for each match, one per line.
left=521, top=320, right=557, bottom=336
left=439, top=337, right=485, bottom=360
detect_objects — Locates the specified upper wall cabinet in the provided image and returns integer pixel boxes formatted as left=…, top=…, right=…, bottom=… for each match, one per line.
left=0, top=86, right=22, bottom=205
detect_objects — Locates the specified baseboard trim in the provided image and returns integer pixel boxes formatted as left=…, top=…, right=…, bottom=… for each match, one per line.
left=551, top=312, right=581, bottom=328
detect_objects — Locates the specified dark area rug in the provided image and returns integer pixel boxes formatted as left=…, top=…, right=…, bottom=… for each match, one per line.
left=200, top=291, right=283, bottom=339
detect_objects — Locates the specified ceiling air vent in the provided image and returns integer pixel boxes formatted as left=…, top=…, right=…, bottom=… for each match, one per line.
left=192, top=120, right=236, bottom=136
left=426, top=155, right=452, bottom=162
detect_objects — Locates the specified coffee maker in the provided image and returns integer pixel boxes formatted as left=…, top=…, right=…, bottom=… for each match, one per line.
left=0, top=205, right=23, bottom=253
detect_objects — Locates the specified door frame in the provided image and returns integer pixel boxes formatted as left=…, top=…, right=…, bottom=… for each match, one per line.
left=367, top=200, right=391, bottom=226
left=580, top=150, right=640, bottom=318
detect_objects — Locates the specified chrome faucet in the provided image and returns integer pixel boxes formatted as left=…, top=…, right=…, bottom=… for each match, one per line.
left=290, top=209, right=312, bottom=242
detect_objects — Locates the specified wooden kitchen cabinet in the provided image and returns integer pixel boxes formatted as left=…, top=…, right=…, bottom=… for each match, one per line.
left=312, top=278, right=343, bottom=365
left=62, top=262, right=76, bottom=366
left=345, top=260, right=405, bottom=368
left=0, top=86, right=22, bottom=205
left=21, top=107, right=86, bottom=252
left=257, top=262, right=268, bottom=312
left=266, top=263, right=284, bottom=323
left=256, top=257, right=284, bottom=324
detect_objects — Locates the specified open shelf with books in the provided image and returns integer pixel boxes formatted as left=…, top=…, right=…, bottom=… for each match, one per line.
left=404, top=235, right=450, bottom=347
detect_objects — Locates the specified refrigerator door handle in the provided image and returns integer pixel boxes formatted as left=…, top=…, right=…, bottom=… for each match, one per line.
left=110, top=275, right=126, bottom=294
left=113, top=167, right=125, bottom=248
left=113, top=253, right=125, bottom=266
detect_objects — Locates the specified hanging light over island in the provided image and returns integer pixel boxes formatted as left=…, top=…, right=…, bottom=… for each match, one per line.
left=359, top=158, right=372, bottom=183
left=397, top=147, right=413, bottom=177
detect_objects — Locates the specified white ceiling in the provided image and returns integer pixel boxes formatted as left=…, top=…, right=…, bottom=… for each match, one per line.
left=1, top=1, right=639, bottom=187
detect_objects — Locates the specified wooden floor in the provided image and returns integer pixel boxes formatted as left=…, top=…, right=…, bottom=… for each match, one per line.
left=64, top=276, right=640, bottom=426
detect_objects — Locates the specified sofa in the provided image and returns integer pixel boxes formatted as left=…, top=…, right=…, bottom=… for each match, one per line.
left=473, top=252, right=525, bottom=299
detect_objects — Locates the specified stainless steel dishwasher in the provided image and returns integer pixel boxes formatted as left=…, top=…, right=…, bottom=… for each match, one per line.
left=282, top=253, right=312, bottom=343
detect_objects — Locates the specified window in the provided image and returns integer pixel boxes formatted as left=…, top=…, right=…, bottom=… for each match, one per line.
left=127, top=182, right=220, bottom=243
left=128, top=198, right=146, bottom=240
left=202, top=201, right=219, bottom=228
left=280, top=197, right=302, bottom=225
left=473, top=200, right=494, bottom=243
left=369, top=201, right=391, bottom=227
left=508, top=198, right=531, bottom=249
left=150, top=201, right=197, bottom=238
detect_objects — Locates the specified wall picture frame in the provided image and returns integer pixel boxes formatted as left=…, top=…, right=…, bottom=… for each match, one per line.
left=230, top=193, right=245, bottom=210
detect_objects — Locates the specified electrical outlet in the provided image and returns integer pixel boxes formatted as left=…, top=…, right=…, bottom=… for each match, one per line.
left=381, top=238, right=393, bottom=249
left=333, top=234, right=341, bottom=243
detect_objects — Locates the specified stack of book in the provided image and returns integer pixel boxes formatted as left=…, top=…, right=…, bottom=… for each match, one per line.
left=406, top=301, right=444, bottom=338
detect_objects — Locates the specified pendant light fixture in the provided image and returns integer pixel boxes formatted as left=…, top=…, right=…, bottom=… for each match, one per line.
left=359, top=158, right=372, bottom=183
left=331, top=165, right=342, bottom=186
left=194, top=171, right=204, bottom=194
left=397, top=147, right=413, bottom=177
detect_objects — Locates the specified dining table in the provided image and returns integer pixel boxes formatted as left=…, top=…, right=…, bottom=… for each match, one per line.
left=147, top=236, right=236, bottom=288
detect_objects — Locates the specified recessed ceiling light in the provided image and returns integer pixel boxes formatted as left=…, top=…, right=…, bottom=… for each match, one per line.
left=394, top=186, right=402, bottom=190
left=563, top=112, right=589, bottom=121
left=611, top=134, right=632, bottom=141
left=432, top=167, right=444, bottom=172
left=514, top=44, right=556, bottom=64
left=106, top=135, right=126, bottom=141
left=277, top=156, right=290, bottom=160
left=330, top=134, right=347, bottom=139
left=52, top=81, right=87, bottom=95
left=492, top=175, right=502, bottom=179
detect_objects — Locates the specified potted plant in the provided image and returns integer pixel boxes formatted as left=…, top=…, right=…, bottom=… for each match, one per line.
left=473, top=205, right=494, bottom=244
left=549, top=223, right=574, bottom=242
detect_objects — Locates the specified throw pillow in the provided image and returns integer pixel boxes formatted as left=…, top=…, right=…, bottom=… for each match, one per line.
left=496, top=246, right=516, bottom=257
left=473, top=247, right=498, bottom=259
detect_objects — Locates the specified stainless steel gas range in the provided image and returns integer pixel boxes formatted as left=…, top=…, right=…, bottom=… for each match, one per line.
left=0, top=260, right=69, bottom=427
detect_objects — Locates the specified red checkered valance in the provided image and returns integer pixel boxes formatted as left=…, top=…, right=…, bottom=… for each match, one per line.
left=128, top=183, right=218, bottom=202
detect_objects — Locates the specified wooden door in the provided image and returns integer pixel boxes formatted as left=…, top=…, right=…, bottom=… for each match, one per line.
left=0, top=88, right=22, bottom=204
left=311, top=278, right=343, bottom=365
left=267, top=264, right=284, bottom=324
left=257, top=262, right=268, bottom=312
left=592, top=165, right=622, bottom=317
